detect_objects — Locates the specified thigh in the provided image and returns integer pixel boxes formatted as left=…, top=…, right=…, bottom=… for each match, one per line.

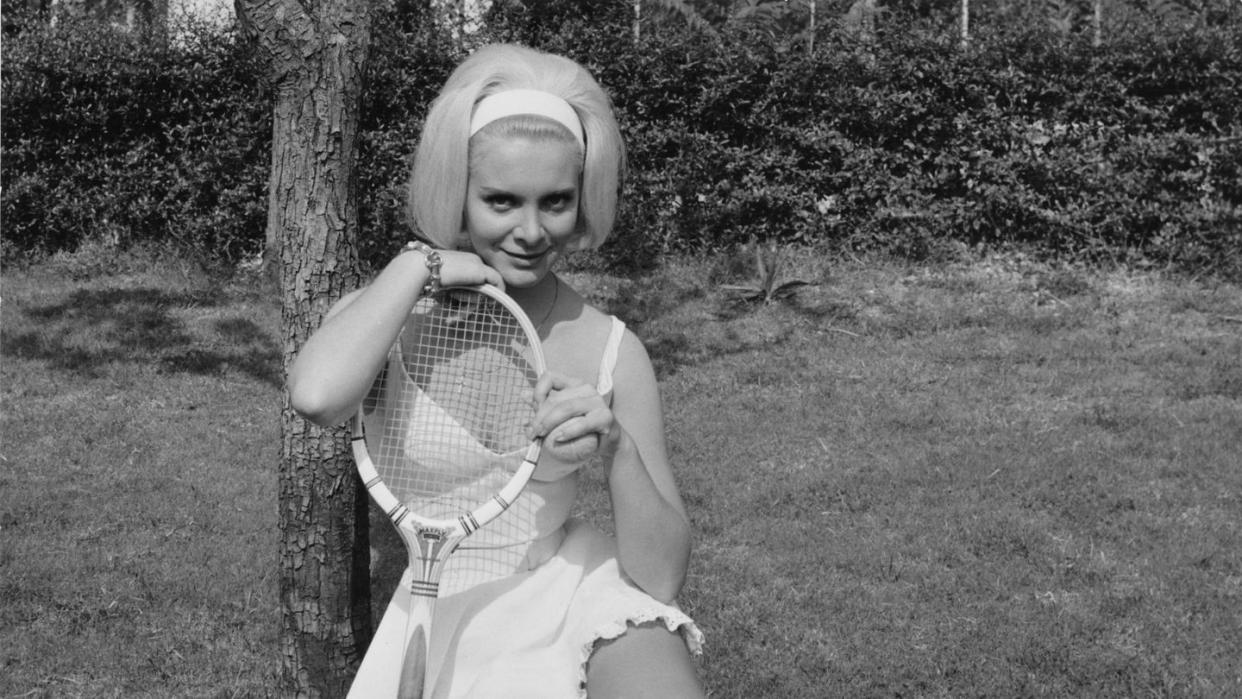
left=586, top=622, right=705, bottom=699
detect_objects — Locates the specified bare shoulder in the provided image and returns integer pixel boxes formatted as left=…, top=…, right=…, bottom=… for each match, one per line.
left=542, top=282, right=622, bottom=383
left=561, top=285, right=658, bottom=394
left=611, top=324, right=658, bottom=395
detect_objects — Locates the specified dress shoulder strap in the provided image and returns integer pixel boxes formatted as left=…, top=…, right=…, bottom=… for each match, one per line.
left=595, top=316, right=626, bottom=399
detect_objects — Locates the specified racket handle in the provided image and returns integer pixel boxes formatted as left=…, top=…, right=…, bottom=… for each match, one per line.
left=397, top=626, right=428, bottom=699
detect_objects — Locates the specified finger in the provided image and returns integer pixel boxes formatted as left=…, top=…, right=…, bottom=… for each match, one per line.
left=543, top=431, right=600, bottom=464
left=534, top=371, right=587, bottom=402
left=462, top=253, right=504, bottom=289
left=482, top=265, right=504, bottom=290
left=438, top=252, right=502, bottom=289
left=533, top=372, right=556, bottom=402
left=548, top=414, right=595, bottom=444
left=541, top=398, right=616, bottom=442
left=529, top=399, right=593, bottom=441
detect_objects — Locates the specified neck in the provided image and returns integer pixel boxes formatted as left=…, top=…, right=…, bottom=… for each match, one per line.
left=509, top=274, right=560, bottom=328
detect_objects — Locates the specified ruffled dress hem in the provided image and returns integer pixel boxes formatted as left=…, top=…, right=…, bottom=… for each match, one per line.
left=573, top=611, right=705, bottom=697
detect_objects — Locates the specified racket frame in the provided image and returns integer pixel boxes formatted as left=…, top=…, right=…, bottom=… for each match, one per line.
left=349, top=284, right=546, bottom=698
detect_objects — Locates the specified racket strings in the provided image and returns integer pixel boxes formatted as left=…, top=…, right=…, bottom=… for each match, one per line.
left=442, top=499, right=542, bottom=591
left=365, top=291, right=540, bottom=523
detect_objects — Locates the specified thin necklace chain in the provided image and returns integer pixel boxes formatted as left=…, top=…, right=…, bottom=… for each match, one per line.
left=535, top=276, right=560, bottom=332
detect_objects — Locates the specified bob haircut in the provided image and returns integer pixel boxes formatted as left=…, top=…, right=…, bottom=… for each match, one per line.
left=408, top=44, right=626, bottom=251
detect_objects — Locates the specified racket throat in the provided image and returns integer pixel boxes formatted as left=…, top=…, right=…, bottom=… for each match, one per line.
left=409, top=527, right=461, bottom=596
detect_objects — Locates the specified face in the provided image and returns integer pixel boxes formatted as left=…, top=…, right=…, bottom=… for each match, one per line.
left=463, top=135, right=583, bottom=289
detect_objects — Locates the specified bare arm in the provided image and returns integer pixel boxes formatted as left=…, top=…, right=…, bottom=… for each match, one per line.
left=604, top=333, right=692, bottom=602
left=288, top=248, right=501, bottom=427
left=533, top=332, right=691, bottom=602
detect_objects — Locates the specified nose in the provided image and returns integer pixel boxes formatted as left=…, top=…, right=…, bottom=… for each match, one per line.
left=513, top=206, right=545, bottom=246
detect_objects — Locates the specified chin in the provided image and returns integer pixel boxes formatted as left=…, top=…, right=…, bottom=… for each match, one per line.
left=497, top=257, right=557, bottom=287
left=499, top=268, right=549, bottom=289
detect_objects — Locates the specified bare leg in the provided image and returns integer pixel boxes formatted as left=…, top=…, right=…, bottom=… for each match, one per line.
left=586, top=622, right=705, bottom=698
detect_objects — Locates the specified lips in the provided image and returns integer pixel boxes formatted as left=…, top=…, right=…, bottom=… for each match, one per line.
left=504, top=248, right=549, bottom=263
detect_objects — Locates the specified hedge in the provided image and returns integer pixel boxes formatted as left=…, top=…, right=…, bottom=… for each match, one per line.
left=1, top=18, right=271, bottom=264
left=2, top=4, right=1239, bottom=276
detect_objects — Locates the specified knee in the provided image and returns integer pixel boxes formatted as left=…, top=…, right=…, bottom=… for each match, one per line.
left=587, top=623, right=704, bottom=699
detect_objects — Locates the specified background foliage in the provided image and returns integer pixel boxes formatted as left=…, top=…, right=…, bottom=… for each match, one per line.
left=2, top=0, right=1239, bottom=275
left=1, top=16, right=271, bottom=264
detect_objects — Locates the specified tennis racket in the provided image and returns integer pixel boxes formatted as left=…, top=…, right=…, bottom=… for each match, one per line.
left=350, top=284, right=546, bottom=699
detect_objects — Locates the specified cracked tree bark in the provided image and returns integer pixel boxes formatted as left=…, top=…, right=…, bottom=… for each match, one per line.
left=234, top=0, right=374, bottom=693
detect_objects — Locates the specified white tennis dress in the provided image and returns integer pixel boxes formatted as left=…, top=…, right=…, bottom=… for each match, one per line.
left=349, top=317, right=704, bottom=698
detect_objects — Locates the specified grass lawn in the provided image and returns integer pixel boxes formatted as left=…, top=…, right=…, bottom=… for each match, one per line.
left=3, top=249, right=1240, bottom=697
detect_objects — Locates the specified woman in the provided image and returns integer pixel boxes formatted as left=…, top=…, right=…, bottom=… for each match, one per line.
left=289, top=44, right=705, bottom=698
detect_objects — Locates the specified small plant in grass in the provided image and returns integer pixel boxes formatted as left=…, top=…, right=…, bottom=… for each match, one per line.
left=721, top=237, right=814, bottom=305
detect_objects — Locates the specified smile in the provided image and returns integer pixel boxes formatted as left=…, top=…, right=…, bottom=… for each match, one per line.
left=504, top=249, right=549, bottom=262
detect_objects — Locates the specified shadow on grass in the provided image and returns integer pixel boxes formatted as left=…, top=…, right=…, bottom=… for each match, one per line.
left=3, top=287, right=282, bottom=387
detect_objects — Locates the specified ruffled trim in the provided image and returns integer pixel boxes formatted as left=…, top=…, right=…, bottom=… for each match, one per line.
left=573, top=609, right=705, bottom=697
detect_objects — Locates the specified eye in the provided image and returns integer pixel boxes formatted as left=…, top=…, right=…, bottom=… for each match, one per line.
left=484, top=194, right=516, bottom=211
left=542, top=191, right=577, bottom=213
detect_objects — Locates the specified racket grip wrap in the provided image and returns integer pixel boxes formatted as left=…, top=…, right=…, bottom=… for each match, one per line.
left=402, top=241, right=442, bottom=296
left=409, top=580, right=439, bottom=598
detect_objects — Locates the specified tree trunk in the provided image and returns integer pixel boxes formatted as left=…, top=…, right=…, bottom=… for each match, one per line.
left=1093, top=0, right=1103, bottom=47
left=959, top=0, right=969, bottom=48
left=807, top=0, right=815, bottom=53
left=235, top=0, right=374, bottom=694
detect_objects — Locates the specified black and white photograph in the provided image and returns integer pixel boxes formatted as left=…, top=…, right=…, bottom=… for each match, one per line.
left=3, top=0, right=1239, bottom=696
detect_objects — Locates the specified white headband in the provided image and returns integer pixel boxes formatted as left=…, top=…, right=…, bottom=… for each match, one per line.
left=469, top=89, right=586, bottom=150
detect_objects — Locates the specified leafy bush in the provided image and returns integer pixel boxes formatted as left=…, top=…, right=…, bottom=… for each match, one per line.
left=2, top=5, right=1239, bottom=277
left=1, top=19, right=271, bottom=264
left=355, top=16, right=462, bottom=266
left=488, top=10, right=1240, bottom=274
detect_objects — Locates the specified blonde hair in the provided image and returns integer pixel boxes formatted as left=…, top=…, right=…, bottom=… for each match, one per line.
left=408, top=44, right=626, bottom=250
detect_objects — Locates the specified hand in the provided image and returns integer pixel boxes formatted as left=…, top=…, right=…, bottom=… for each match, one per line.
left=418, top=248, right=505, bottom=291
left=529, top=371, right=620, bottom=465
